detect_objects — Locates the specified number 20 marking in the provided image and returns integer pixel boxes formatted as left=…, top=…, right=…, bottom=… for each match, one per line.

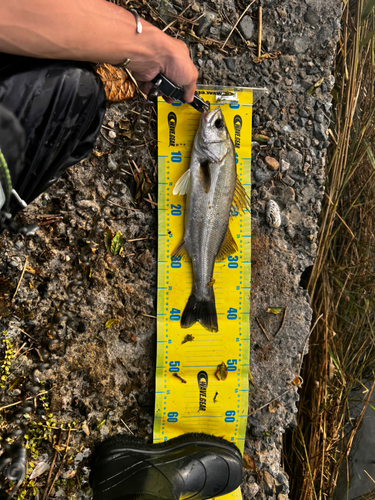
left=171, top=204, right=181, bottom=216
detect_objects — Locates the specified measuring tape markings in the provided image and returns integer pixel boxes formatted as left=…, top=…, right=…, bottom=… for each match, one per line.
left=155, top=95, right=252, bottom=473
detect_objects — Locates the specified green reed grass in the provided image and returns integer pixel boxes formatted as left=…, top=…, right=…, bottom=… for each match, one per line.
left=285, top=1, right=375, bottom=499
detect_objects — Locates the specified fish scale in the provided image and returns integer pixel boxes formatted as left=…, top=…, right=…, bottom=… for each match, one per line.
left=185, top=131, right=236, bottom=318
left=154, top=87, right=254, bottom=500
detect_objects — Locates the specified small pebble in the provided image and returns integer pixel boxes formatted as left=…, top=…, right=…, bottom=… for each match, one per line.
left=107, top=121, right=115, bottom=128
left=238, top=15, right=254, bottom=40
left=282, top=125, right=293, bottom=133
left=283, top=175, right=295, bottom=186
left=108, top=159, right=118, bottom=170
left=266, top=200, right=281, bottom=228
left=191, top=3, right=200, bottom=12
left=108, top=131, right=116, bottom=139
left=281, top=160, right=290, bottom=172
left=265, top=156, right=279, bottom=171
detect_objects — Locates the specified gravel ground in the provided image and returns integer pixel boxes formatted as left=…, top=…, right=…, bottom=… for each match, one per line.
left=0, top=0, right=342, bottom=498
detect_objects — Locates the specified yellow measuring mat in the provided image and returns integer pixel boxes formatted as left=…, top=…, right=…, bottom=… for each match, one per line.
left=154, top=86, right=253, bottom=500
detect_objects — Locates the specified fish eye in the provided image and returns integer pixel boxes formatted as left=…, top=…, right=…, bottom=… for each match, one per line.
left=214, top=118, right=224, bottom=129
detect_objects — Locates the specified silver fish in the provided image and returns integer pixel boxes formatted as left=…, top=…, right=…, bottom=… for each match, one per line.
left=172, top=107, right=250, bottom=332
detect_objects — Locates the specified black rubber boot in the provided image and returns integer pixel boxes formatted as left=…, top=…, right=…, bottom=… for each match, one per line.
left=89, top=432, right=243, bottom=500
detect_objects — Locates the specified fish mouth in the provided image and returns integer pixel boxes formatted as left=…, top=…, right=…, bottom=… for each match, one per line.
left=203, top=106, right=222, bottom=124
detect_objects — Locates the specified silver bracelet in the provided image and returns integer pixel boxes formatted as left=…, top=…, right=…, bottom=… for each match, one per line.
left=130, top=9, right=143, bottom=34
left=115, top=10, right=142, bottom=68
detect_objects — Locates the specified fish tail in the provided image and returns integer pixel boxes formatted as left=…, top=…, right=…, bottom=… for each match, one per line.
left=181, top=289, right=218, bottom=332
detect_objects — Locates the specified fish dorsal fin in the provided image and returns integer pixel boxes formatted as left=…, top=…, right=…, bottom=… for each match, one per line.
left=198, top=160, right=211, bottom=194
left=173, top=169, right=190, bottom=196
left=171, top=239, right=188, bottom=260
left=231, top=176, right=251, bottom=214
left=216, top=226, right=238, bottom=261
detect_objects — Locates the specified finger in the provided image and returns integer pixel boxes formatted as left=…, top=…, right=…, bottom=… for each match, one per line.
left=162, top=95, right=175, bottom=104
left=182, top=65, right=199, bottom=103
left=139, top=82, right=153, bottom=95
left=183, top=79, right=197, bottom=104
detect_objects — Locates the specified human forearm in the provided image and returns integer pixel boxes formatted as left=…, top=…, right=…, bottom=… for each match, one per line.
left=0, top=0, right=198, bottom=100
left=0, top=0, right=157, bottom=64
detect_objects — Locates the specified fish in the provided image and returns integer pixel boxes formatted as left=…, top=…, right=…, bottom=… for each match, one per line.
left=172, top=106, right=250, bottom=332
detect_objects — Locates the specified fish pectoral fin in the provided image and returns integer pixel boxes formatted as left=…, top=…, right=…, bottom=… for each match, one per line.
left=171, top=239, right=188, bottom=260
left=215, top=226, right=238, bottom=261
left=173, top=169, right=190, bottom=196
left=198, top=160, right=211, bottom=194
left=231, top=176, right=251, bottom=214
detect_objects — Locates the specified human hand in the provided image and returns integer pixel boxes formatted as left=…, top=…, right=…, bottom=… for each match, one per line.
left=0, top=0, right=198, bottom=103
left=126, top=20, right=198, bottom=103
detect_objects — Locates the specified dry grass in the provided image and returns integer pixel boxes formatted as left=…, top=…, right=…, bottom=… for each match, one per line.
left=286, top=1, right=375, bottom=499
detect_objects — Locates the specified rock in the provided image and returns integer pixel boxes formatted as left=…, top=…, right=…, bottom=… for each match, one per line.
left=77, top=200, right=100, bottom=212
left=267, top=103, right=278, bottom=118
left=159, top=0, right=178, bottom=22
left=313, top=122, right=327, bottom=141
left=283, top=175, right=295, bottom=186
left=225, top=58, right=236, bottom=72
left=205, top=59, right=215, bottom=73
left=265, top=156, right=280, bottom=171
left=315, top=109, right=324, bottom=123
left=325, top=102, right=333, bottom=113
left=191, top=3, right=200, bottom=12
left=248, top=483, right=260, bottom=498
left=253, top=114, right=261, bottom=127
left=265, top=34, right=276, bottom=51
left=263, top=470, right=275, bottom=494
left=304, top=8, right=320, bottom=26
left=220, top=22, right=232, bottom=37
left=306, top=65, right=320, bottom=75
left=209, top=26, right=221, bottom=39
left=197, top=10, right=216, bottom=36
left=277, top=473, right=288, bottom=485
left=108, top=159, right=117, bottom=170
left=293, top=37, right=310, bottom=54
left=254, top=169, right=271, bottom=183
left=281, top=160, right=290, bottom=172
left=280, top=186, right=295, bottom=203
left=239, top=15, right=254, bottom=40
left=282, top=124, right=293, bottom=133
left=108, top=131, right=116, bottom=139
left=286, top=150, right=303, bottom=167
